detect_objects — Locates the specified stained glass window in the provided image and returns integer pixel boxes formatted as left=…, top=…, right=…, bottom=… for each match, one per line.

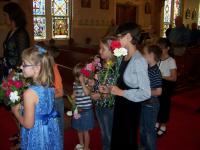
left=33, top=0, right=46, bottom=40
left=197, top=3, right=200, bottom=27
left=173, top=0, right=182, bottom=25
left=33, top=0, right=45, bottom=15
left=162, top=0, right=182, bottom=37
left=33, top=0, right=71, bottom=40
left=33, top=17, right=46, bottom=40
left=163, top=0, right=172, bottom=37
left=52, top=0, right=70, bottom=39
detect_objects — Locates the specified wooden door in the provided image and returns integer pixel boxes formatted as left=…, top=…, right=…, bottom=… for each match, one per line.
left=116, top=4, right=137, bottom=25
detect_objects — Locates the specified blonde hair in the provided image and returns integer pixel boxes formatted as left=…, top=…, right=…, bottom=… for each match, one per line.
left=100, top=36, right=116, bottom=63
left=21, top=46, right=55, bottom=87
left=73, top=63, right=85, bottom=84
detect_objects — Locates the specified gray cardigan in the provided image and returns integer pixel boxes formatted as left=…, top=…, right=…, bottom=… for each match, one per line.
left=123, top=51, right=151, bottom=102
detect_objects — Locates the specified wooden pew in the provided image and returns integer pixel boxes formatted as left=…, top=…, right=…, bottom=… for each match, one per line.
left=175, top=47, right=200, bottom=82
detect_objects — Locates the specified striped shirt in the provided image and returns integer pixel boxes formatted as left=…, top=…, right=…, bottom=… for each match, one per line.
left=148, top=65, right=162, bottom=89
left=73, top=82, right=92, bottom=110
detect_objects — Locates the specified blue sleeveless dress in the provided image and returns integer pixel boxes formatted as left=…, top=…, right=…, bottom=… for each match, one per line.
left=21, top=85, right=62, bottom=150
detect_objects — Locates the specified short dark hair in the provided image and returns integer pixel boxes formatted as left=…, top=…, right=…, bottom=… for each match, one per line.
left=3, top=2, right=27, bottom=28
left=157, top=38, right=174, bottom=56
left=116, top=22, right=142, bottom=45
left=145, top=45, right=162, bottom=62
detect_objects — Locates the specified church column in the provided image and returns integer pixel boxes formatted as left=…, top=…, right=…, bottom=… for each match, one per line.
left=19, top=0, right=34, bottom=45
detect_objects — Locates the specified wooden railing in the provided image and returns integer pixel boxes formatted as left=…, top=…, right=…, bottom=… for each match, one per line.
left=55, top=46, right=200, bottom=93
left=175, top=47, right=200, bottom=80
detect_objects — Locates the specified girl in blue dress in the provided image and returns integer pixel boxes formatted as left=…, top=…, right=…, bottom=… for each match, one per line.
left=11, top=46, right=62, bottom=150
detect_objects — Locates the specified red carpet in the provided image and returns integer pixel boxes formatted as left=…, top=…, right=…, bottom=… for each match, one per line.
left=1, top=88, right=200, bottom=150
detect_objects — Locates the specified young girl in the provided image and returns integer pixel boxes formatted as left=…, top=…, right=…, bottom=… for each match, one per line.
left=91, top=37, right=116, bottom=150
left=72, top=63, right=94, bottom=150
left=156, top=38, right=177, bottom=136
left=11, top=46, right=62, bottom=149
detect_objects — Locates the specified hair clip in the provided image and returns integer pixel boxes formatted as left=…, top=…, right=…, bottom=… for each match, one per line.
left=35, top=45, right=47, bottom=55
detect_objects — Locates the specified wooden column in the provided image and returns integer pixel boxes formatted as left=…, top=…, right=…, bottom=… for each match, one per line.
left=19, top=0, right=34, bottom=46
left=150, top=0, right=163, bottom=36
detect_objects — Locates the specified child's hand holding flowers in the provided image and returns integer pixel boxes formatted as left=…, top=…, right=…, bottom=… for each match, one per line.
left=66, top=95, right=81, bottom=119
left=79, top=75, right=85, bottom=85
left=11, top=103, right=21, bottom=115
left=99, top=85, right=110, bottom=94
left=90, top=93, right=101, bottom=100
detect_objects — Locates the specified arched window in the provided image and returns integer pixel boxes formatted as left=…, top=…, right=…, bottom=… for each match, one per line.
left=173, top=0, right=182, bottom=25
left=162, top=0, right=182, bottom=37
left=33, top=0, right=71, bottom=40
left=163, top=0, right=172, bottom=37
left=198, top=4, right=200, bottom=27
left=33, top=0, right=46, bottom=40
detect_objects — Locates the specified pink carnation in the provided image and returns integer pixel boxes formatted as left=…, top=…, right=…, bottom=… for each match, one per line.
left=94, top=58, right=101, bottom=64
left=74, top=113, right=81, bottom=120
left=86, top=63, right=95, bottom=72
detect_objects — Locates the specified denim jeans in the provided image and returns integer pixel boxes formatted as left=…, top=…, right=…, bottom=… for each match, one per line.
left=95, top=106, right=114, bottom=150
left=55, top=97, right=64, bottom=146
left=140, top=100, right=160, bottom=150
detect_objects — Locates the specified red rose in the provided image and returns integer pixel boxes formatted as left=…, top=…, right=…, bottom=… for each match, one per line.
left=80, top=69, right=90, bottom=78
left=2, top=81, right=8, bottom=89
left=110, top=40, right=121, bottom=51
left=13, top=81, right=23, bottom=88
left=5, top=90, right=11, bottom=97
left=7, top=79, right=14, bottom=87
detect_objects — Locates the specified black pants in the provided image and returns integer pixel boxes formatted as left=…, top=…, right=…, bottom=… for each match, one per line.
left=157, top=79, right=175, bottom=123
left=110, top=96, right=141, bottom=150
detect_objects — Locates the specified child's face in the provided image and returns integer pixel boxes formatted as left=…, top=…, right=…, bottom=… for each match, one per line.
left=162, top=48, right=169, bottom=54
left=99, top=42, right=112, bottom=60
left=21, top=60, right=40, bottom=79
left=88, top=79, right=95, bottom=87
left=79, top=75, right=89, bottom=84
left=143, top=48, right=155, bottom=64
left=159, top=45, right=169, bottom=55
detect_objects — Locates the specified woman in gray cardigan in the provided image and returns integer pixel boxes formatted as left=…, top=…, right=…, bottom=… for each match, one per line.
left=110, top=23, right=151, bottom=149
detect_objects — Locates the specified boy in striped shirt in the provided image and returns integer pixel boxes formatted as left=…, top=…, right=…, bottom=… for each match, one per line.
left=140, top=45, right=162, bottom=150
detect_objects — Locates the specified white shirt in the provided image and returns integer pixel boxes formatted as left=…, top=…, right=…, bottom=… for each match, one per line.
left=158, top=57, right=177, bottom=77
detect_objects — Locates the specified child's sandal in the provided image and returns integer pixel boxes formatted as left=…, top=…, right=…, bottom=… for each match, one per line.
left=157, top=128, right=166, bottom=137
left=75, top=144, right=84, bottom=150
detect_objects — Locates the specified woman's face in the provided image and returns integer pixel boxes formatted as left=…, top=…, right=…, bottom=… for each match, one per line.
left=3, top=12, right=11, bottom=26
left=118, top=33, right=131, bottom=48
left=99, top=42, right=112, bottom=60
